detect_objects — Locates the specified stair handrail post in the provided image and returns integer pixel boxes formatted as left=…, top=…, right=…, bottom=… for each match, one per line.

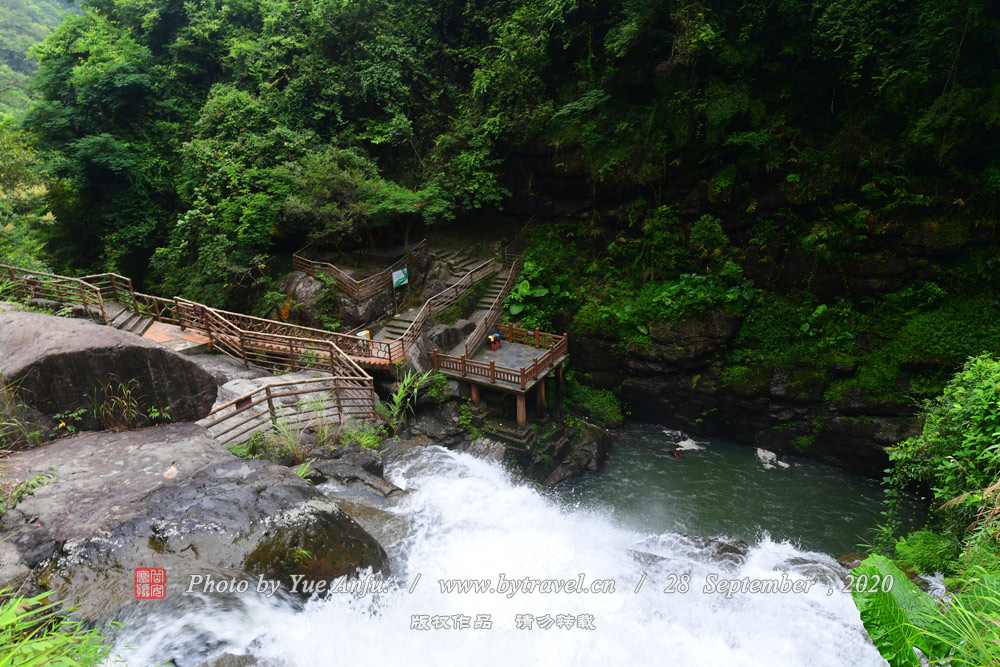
left=433, top=348, right=439, bottom=370
left=175, top=298, right=186, bottom=330
left=239, top=329, right=248, bottom=367
left=266, top=386, right=277, bottom=424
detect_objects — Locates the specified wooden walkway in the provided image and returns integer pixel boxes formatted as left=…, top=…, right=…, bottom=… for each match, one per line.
left=0, top=224, right=552, bottom=431
left=433, top=323, right=569, bottom=426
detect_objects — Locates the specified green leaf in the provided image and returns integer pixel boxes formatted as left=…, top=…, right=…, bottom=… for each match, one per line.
left=509, top=303, right=524, bottom=315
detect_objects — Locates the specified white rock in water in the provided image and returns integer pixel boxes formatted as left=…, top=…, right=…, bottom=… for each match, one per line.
left=676, top=438, right=704, bottom=451
left=756, top=448, right=776, bottom=464
left=756, top=448, right=790, bottom=469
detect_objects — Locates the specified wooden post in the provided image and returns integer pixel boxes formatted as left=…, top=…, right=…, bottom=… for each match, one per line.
left=266, top=386, right=277, bottom=424
left=335, top=385, right=343, bottom=422
left=176, top=298, right=186, bottom=330
left=433, top=349, right=439, bottom=370
left=461, top=354, right=467, bottom=377
left=239, top=331, right=248, bottom=367
left=556, top=364, right=564, bottom=418
left=534, top=328, right=540, bottom=347
left=531, top=358, right=538, bottom=383
left=203, top=309, right=214, bottom=352
left=490, top=360, right=496, bottom=383
left=516, top=393, right=527, bottom=427
left=470, top=384, right=480, bottom=404
left=520, top=366, right=526, bottom=390
left=537, top=380, right=546, bottom=417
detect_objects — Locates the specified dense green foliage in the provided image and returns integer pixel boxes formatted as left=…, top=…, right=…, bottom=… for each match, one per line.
left=880, top=355, right=1000, bottom=578
left=0, top=587, right=112, bottom=666
left=0, top=121, right=55, bottom=270
left=867, top=354, right=1000, bottom=665
left=0, top=0, right=75, bottom=115
left=851, top=555, right=1000, bottom=667
left=0, top=0, right=992, bottom=309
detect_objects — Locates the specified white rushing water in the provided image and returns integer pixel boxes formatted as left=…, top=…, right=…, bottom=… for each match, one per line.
left=109, top=446, right=885, bottom=667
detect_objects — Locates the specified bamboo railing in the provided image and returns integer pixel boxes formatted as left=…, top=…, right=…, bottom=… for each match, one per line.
left=293, top=239, right=429, bottom=304
left=433, top=324, right=568, bottom=390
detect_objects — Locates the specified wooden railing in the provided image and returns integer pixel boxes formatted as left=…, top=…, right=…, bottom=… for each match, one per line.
left=2, top=265, right=373, bottom=380
left=394, top=258, right=498, bottom=356
left=2, top=265, right=108, bottom=323
left=293, top=239, right=429, bottom=304
left=464, top=255, right=523, bottom=357
left=2, top=222, right=531, bottom=374
left=433, top=324, right=568, bottom=390
left=504, top=224, right=529, bottom=266
left=198, top=376, right=376, bottom=445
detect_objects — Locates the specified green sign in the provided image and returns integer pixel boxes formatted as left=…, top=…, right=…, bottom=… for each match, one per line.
left=392, top=268, right=408, bottom=288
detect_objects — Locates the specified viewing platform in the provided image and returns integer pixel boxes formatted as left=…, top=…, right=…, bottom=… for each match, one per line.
left=433, top=324, right=568, bottom=426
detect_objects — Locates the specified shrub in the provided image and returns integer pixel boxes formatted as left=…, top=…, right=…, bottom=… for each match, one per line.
left=893, top=530, right=960, bottom=575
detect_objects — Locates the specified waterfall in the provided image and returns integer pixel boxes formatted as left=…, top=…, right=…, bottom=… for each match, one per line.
left=108, top=445, right=883, bottom=667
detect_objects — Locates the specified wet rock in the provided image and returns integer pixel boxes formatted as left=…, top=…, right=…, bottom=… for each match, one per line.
left=426, top=318, right=476, bottom=354
left=309, top=447, right=402, bottom=500
left=774, top=556, right=848, bottom=588
left=378, top=436, right=430, bottom=463
left=637, top=534, right=750, bottom=570
left=405, top=402, right=464, bottom=445
left=836, top=553, right=866, bottom=570
left=0, top=423, right=388, bottom=621
left=198, top=655, right=273, bottom=667
left=541, top=424, right=609, bottom=486
left=0, top=311, right=218, bottom=436
left=455, top=437, right=506, bottom=463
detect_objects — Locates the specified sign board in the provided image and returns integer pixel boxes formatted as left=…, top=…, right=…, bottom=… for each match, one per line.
left=193, top=305, right=204, bottom=317
left=392, top=268, right=408, bottom=288
left=235, top=396, right=252, bottom=410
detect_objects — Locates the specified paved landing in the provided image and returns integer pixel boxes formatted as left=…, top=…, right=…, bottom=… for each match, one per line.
left=475, top=340, right=552, bottom=370
left=143, top=321, right=212, bottom=355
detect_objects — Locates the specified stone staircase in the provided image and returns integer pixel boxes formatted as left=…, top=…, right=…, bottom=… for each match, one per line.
left=470, top=271, right=508, bottom=322
left=374, top=305, right=421, bottom=341
left=105, top=301, right=154, bottom=336
left=435, top=248, right=487, bottom=286
left=372, top=246, right=492, bottom=342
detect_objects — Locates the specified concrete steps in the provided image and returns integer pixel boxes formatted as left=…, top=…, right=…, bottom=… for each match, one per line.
left=106, top=301, right=154, bottom=336
left=469, top=272, right=509, bottom=322
left=436, top=249, right=486, bottom=285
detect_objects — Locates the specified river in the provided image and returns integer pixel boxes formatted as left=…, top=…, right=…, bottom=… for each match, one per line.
left=107, top=425, right=909, bottom=666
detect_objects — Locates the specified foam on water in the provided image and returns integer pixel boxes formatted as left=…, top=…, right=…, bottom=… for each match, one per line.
left=108, top=446, right=884, bottom=667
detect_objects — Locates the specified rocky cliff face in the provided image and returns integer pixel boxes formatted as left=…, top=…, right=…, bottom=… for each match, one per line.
left=0, top=311, right=218, bottom=439
left=570, top=310, right=918, bottom=477
left=0, top=424, right=389, bottom=622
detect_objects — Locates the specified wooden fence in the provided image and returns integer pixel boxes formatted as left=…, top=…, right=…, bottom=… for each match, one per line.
left=2, top=265, right=108, bottom=323
left=293, top=239, right=429, bottom=304
left=199, top=376, right=376, bottom=446
left=433, top=324, right=568, bottom=390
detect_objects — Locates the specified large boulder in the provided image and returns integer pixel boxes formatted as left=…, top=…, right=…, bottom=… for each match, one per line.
left=0, top=423, right=389, bottom=621
left=0, top=311, right=218, bottom=436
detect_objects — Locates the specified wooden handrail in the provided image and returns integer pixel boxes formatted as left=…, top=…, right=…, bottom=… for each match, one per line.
left=1, top=264, right=108, bottom=324
left=199, top=375, right=376, bottom=445
left=293, top=239, right=429, bottom=304
left=434, top=325, right=567, bottom=389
